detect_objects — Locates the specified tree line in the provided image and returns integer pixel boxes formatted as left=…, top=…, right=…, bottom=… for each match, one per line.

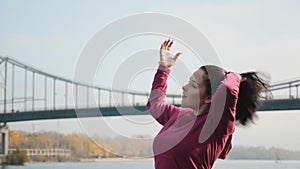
left=7, top=130, right=300, bottom=161
left=8, top=130, right=153, bottom=160
left=227, top=146, right=300, bottom=160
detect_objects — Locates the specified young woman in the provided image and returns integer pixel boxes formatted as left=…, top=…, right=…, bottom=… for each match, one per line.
left=147, top=39, right=269, bottom=169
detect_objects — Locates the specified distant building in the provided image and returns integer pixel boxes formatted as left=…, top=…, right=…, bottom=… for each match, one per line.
left=9, top=148, right=71, bottom=161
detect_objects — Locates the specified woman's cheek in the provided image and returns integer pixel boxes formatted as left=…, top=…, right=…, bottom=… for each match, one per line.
left=191, top=91, right=200, bottom=107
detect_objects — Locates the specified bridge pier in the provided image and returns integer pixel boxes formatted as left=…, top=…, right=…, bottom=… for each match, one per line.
left=0, top=124, right=9, bottom=156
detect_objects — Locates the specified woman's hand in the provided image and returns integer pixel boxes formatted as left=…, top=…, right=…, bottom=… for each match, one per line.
left=159, top=39, right=182, bottom=67
left=237, top=74, right=247, bottom=83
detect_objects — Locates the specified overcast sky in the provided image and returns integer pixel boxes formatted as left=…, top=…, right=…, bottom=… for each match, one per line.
left=1, top=0, right=300, bottom=151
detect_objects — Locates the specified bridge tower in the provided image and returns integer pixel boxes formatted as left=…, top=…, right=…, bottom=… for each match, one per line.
left=0, top=57, right=9, bottom=156
left=0, top=124, right=9, bottom=155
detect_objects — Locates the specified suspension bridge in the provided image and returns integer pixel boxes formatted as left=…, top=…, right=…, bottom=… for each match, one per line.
left=0, top=56, right=300, bottom=155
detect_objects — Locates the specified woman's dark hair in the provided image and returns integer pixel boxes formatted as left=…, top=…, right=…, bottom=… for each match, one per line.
left=200, top=65, right=270, bottom=126
left=236, top=72, right=270, bottom=125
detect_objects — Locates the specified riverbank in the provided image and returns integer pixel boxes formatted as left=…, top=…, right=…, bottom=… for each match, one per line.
left=2, top=160, right=300, bottom=169
left=79, top=157, right=153, bottom=162
left=0, top=155, right=7, bottom=164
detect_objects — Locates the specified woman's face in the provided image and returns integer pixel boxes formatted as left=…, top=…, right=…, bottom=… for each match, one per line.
left=181, top=69, right=208, bottom=111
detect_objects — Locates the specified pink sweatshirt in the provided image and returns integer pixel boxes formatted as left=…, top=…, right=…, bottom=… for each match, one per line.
left=147, top=65, right=240, bottom=169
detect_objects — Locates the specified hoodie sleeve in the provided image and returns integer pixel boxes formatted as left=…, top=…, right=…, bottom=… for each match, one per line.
left=199, top=72, right=240, bottom=143
left=147, top=65, right=181, bottom=125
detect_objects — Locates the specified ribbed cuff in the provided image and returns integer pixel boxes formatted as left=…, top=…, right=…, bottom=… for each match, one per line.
left=158, top=64, right=171, bottom=73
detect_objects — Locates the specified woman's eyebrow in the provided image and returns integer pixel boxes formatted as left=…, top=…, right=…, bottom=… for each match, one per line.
left=189, top=78, right=198, bottom=84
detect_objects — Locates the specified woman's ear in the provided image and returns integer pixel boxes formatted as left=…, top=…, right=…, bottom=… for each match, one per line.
left=204, top=96, right=211, bottom=104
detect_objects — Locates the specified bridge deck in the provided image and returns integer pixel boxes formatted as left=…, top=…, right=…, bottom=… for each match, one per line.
left=1, top=99, right=300, bottom=123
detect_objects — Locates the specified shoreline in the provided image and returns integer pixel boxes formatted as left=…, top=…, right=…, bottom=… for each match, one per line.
left=79, top=157, right=154, bottom=162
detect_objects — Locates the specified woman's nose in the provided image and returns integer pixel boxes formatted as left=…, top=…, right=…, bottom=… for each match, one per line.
left=182, top=85, right=186, bottom=91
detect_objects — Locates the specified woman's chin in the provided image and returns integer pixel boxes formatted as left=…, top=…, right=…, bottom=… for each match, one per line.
left=181, top=100, right=186, bottom=107
left=181, top=101, right=193, bottom=109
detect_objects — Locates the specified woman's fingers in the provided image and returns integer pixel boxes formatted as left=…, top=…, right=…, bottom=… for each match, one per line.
left=159, top=39, right=181, bottom=67
left=174, top=52, right=182, bottom=61
left=161, top=39, right=169, bottom=51
left=161, top=39, right=174, bottom=51
left=164, top=39, right=169, bottom=47
left=167, top=40, right=173, bottom=50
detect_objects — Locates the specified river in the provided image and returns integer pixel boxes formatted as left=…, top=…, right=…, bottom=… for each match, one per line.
left=1, top=160, right=300, bottom=169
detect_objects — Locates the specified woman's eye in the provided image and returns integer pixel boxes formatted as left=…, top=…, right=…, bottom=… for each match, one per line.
left=191, top=83, right=197, bottom=88
left=189, top=81, right=197, bottom=88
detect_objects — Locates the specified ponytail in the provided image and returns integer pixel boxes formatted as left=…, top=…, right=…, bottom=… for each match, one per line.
left=236, top=72, right=270, bottom=126
left=200, top=65, right=271, bottom=126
